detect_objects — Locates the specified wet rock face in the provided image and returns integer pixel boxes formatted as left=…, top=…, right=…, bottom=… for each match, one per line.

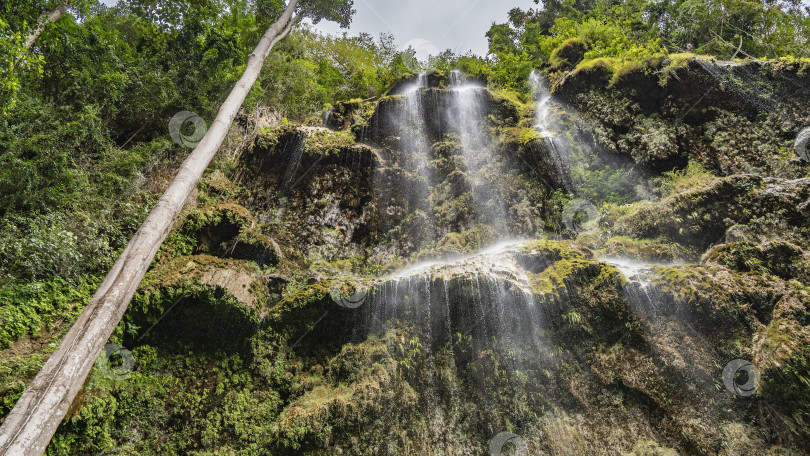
left=238, top=126, right=379, bottom=260
left=259, top=240, right=809, bottom=454
left=367, top=88, right=495, bottom=145
left=557, top=58, right=810, bottom=176
left=613, top=175, right=810, bottom=252
left=231, top=80, right=545, bottom=263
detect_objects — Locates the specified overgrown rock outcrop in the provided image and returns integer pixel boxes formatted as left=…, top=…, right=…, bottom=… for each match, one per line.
left=38, top=60, right=810, bottom=455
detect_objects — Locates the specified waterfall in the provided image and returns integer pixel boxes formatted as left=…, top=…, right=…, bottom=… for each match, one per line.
left=605, top=258, right=661, bottom=323
left=530, top=71, right=553, bottom=136
left=341, top=239, right=570, bottom=452
left=446, top=71, right=489, bottom=158
left=368, top=70, right=518, bottom=238
left=359, top=241, right=537, bottom=349
left=402, top=73, right=432, bottom=176
left=362, top=240, right=548, bottom=366
left=444, top=72, right=511, bottom=231
left=529, top=70, right=573, bottom=192
left=368, top=72, right=439, bottom=243
left=322, top=106, right=334, bottom=128
left=448, top=69, right=462, bottom=87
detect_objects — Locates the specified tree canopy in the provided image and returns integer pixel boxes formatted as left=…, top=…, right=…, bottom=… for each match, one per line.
left=483, top=0, right=810, bottom=87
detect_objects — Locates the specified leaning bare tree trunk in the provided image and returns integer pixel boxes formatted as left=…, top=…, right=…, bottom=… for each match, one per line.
left=0, top=3, right=301, bottom=455
left=25, top=2, right=70, bottom=49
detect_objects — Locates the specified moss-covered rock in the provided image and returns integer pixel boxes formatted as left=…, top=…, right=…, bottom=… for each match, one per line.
left=703, top=240, right=810, bottom=283
left=601, top=235, right=695, bottom=262
left=611, top=175, right=810, bottom=252
left=323, top=99, right=364, bottom=130
left=182, top=203, right=255, bottom=254
left=221, top=230, right=282, bottom=267
left=554, top=55, right=810, bottom=176
left=550, top=37, right=589, bottom=70
left=141, top=254, right=267, bottom=310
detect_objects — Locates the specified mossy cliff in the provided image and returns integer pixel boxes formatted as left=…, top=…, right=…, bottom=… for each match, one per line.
left=2, top=61, right=809, bottom=455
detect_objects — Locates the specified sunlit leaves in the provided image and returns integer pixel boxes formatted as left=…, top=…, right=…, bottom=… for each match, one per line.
left=0, top=18, right=44, bottom=114
left=486, top=0, right=810, bottom=89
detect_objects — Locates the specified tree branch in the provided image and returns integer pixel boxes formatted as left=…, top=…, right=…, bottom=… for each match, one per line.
left=25, top=2, right=70, bottom=50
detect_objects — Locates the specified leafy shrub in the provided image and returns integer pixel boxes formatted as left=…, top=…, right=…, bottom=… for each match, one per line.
left=550, top=38, right=589, bottom=69
left=0, top=212, right=83, bottom=281
left=0, top=276, right=98, bottom=348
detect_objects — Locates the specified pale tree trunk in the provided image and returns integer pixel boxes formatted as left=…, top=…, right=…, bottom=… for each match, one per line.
left=0, top=2, right=301, bottom=455
left=25, top=2, right=70, bottom=50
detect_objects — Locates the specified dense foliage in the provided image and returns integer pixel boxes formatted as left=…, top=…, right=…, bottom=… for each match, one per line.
left=0, top=0, right=400, bottom=285
left=483, top=0, right=810, bottom=88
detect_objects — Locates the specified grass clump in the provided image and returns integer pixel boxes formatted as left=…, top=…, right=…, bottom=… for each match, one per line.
left=658, top=161, right=715, bottom=196
left=602, top=236, right=695, bottom=262
left=303, top=129, right=356, bottom=155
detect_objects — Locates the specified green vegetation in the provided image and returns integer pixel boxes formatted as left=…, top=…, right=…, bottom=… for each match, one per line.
left=1, top=0, right=810, bottom=454
left=485, top=0, right=810, bottom=88
left=0, top=0, right=407, bottom=377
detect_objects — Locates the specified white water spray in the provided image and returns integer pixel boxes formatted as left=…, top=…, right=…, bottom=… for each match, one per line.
left=529, top=70, right=573, bottom=191
left=530, top=71, right=554, bottom=137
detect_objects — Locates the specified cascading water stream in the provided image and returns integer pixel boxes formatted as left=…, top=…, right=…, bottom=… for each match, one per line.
left=604, top=258, right=662, bottom=322
left=372, top=70, right=521, bottom=237
left=403, top=73, right=432, bottom=176
left=529, top=71, right=574, bottom=191
left=368, top=72, right=440, bottom=245
left=444, top=70, right=511, bottom=232
left=601, top=257, right=703, bottom=350
left=530, top=71, right=553, bottom=137
left=446, top=70, right=488, bottom=156
left=360, top=246, right=540, bottom=370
